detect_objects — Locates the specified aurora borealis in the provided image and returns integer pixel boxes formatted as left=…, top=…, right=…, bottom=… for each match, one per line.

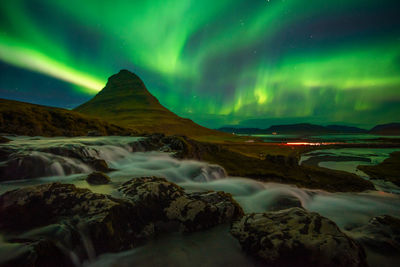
left=0, top=0, right=399, bottom=128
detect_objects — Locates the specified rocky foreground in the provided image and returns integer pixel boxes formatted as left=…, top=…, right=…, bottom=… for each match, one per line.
left=1, top=177, right=398, bottom=267
left=0, top=177, right=242, bottom=266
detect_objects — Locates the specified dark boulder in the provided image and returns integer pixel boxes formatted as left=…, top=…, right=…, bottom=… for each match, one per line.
left=0, top=238, right=74, bottom=267
left=0, top=179, right=244, bottom=265
left=0, top=136, right=10, bottom=143
left=267, top=195, right=303, bottom=211
left=119, top=177, right=244, bottom=232
left=230, top=208, right=367, bottom=267
left=0, top=183, right=139, bottom=255
left=86, top=171, right=111, bottom=185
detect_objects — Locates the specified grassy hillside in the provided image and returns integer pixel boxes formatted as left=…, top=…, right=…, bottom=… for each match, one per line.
left=0, top=98, right=132, bottom=137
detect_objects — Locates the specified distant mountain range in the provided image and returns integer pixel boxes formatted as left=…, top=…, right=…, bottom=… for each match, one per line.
left=218, top=123, right=400, bottom=135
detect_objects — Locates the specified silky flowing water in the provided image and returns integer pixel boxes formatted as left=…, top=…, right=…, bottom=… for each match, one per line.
left=1, top=136, right=399, bottom=267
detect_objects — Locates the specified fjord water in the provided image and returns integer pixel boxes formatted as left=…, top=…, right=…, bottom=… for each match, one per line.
left=1, top=136, right=400, bottom=266
left=300, top=148, right=400, bottom=193
left=252, top=133, right=400, bottom=143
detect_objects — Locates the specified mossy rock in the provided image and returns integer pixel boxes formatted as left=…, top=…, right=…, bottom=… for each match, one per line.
left=86, top=171, right=111, bottom=185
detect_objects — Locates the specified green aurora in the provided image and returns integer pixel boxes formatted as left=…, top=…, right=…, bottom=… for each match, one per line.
left=0, top=0, right=399, bottom=128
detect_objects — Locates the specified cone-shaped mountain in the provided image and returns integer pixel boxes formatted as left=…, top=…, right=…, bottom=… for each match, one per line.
left=75, top=70, right=225, bottom=137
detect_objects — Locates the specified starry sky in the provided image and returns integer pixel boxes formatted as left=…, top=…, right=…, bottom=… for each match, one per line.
left=0, top=0, right=399, bottom=128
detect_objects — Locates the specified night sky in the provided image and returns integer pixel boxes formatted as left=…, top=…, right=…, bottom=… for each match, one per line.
left=0, top=0, right=399, bottom=128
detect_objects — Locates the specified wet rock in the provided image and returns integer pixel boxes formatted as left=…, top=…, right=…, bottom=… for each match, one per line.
left=0, top=238, right=74, bottom=267
left=349, top=215, right=400, bottom=254
left=86, top=171, right=111, bottom=185
left=0, top=145, right=113, bottom=181
left=267, top=195, right=302, bottom=211
left=87, top=130, right=102, bottom=136
left=230, top=208, right=367, bottom=267
left=161, top=135, right=186, bottom=151
left=119, top=177, right=243, bottom=232
left=180, top=191, right=244, bottom=231
left=0, top=136, right=10, bottom=143
left=0, top=146, right=11, bottom=161
left=135, top=133, right=166, bottom=151
left=39, top=145, right=111, bottom=172
left=86, top=159, right=110, bottom=172
left=131, top=134, right=192, bottom=156
left=0, top=183, right=139, bottom=255
left=0, top=151, right=91, bottom=181
left=39, top=144, right=98, bottom=160
left=0, top=179, right=244, bottom=265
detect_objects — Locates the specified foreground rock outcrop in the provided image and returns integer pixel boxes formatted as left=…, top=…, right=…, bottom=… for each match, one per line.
left=0, top=183, right=138, bottom=255
left=119, top=177, right=243, bottom=233
left=0, top=178, right=243, bottom=266
left=230, top=208, right=368, bottom=267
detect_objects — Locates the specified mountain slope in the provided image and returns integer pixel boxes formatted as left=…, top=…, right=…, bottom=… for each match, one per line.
left=0, top=98, right=130, bottom=137
left=75, top=70, right=228, bottom=137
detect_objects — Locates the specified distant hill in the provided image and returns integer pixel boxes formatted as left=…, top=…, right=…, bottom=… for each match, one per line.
left=217, top=127, right=264, bottom=135
left=219, top=123, right=368, bottom=135
left=0, top=98, right=130, bottom=137
left=265, top=123, right=332, bottom=135
left=75, top=70, right=228, bottom=138
left=325, top=125, right=367, bottom=134
left=369, top=123, right=400, bottom=135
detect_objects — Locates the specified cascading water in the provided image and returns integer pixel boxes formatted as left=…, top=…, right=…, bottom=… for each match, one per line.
left=1, top=136, right=399, bottom=267
left=1, top=136, right=399, bottom=224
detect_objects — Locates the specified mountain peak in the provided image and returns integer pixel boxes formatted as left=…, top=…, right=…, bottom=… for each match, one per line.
left=74, top=70, right=224, bottom=136
left=111, top=69, right=140, bottom=80
left=75, top=69, right=161, bottom=113
left=102, top=69, right=148, bottom=95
